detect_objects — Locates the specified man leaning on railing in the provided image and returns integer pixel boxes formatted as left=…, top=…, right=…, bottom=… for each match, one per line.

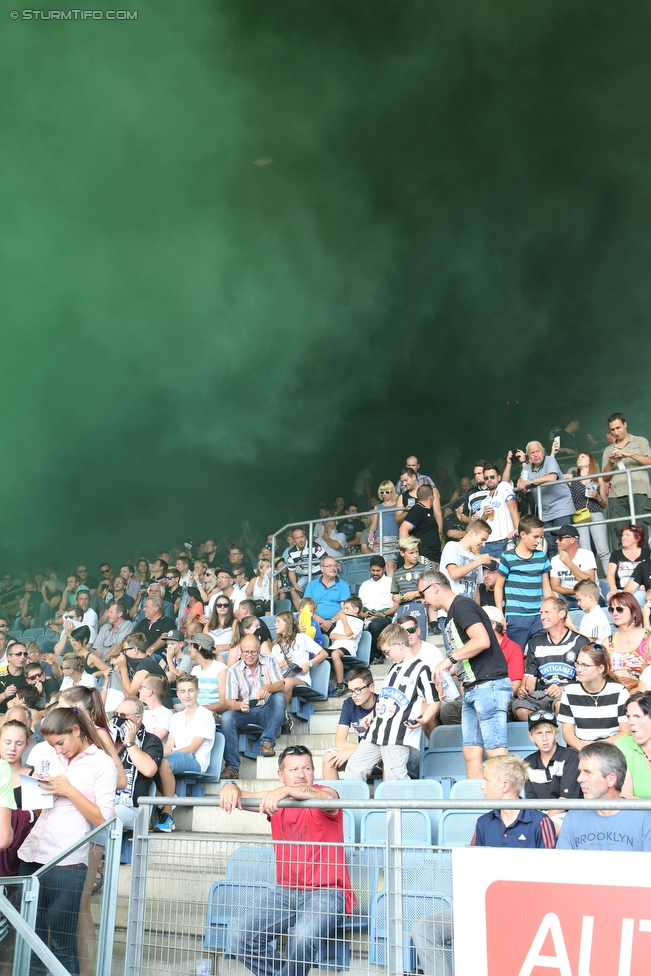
left=602, top=411, right=651, bottom=546
left=219, top=744, right=354, bottom=976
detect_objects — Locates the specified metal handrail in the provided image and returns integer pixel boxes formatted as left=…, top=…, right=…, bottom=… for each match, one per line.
left=137, top=794, right=651, bottom=812
left=268, top=463, right=651, bottom=611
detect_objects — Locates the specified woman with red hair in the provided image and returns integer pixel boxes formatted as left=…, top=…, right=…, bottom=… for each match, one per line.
left=607, top=524, right=650, bottom=596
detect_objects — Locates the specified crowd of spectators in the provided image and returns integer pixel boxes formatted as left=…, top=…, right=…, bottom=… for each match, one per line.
left=1, top=413, right=651, bottom=846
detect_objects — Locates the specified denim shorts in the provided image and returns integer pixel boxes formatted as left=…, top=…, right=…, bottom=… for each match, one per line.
left=461, top=677, right=512, bottom=750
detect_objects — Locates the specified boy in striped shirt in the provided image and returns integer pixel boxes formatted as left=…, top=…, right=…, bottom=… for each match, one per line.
left=493, top=515, right=552, bottom=652
left=344, top=624, right=440, bottom=781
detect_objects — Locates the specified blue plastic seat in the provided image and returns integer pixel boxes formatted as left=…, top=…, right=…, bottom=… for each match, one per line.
left=361, top=809, right=431, bottom=848
left=507, top=722, right=534, bottom=749
left=274, top=599, right=293, bottom=613
left=341, top=630, right=371, bottom=668
left=290, top=660, right=331, bottom=721
left=569, top=609, right=585, bottom=630
left=345, top=848, right=382, bottom=933
left=21, top=627, right=45, bottom=641
left=439, top=810, right=482, bottom=847
left=420, top=749, right=468, bottom=780
left=448, top=779, right=484, bottom=801
left=8, top=630, right=23, bottom=640
left=427, top=725, right=463, bottom=750
left=369, top=889, right=452, bottom=970
left=226, top=846, right=276, bottom=884
left=175, top=731, right=225, bottom=796
left=375, top=779, right=444, bottom=843
left=315, top=779, right=370, bottom=841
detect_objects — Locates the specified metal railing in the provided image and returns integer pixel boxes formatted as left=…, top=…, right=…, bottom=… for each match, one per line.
left=124, top=795, right=651, bottom=976
left=269, top=463, right=651, bottom=612
left=270, top=507, right=397, bottom=613
left=0, top=815, right=123, bottom=976
left=531, top=461, right=651, bottom=533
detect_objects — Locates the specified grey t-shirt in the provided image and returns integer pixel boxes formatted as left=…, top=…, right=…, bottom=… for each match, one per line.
left=522, top=456, right=574, bottom=522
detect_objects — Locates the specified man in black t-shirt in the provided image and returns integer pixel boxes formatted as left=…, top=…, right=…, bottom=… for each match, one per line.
left=114, top=633, right=174, bottom=708
left=399, top=486, right=442, bottom=563
left=337, top=505, right=366, bottom=555
left=0, top=643, right=29, bottom=715
left=134, top=596, right=176, bottom=655
left=419, top=569, right=511, bottom=779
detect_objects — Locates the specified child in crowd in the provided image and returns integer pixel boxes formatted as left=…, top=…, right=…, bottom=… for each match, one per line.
left=162, top=629, right=193, bottom=688
left=524, top=710, right=581, bottom=833
left=327, top=596, right=364, bottom=697
left=296, top=597, right=324, bottom=646
left=567, top=579, right=611, bottom=642
left=345, top=624, right=440, bottom=781
left=271, top=611, right=323, bottom=707
left=321, top=667, right=377, bottom=779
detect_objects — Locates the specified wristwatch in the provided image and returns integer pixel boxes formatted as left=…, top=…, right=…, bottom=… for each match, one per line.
left=124, top=741, right=135, bottom=749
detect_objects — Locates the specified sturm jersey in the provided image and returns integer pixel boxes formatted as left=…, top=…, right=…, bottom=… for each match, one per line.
left=524, top=629, right=589, bottom=689
left=366, top=657, right=438, bottom=748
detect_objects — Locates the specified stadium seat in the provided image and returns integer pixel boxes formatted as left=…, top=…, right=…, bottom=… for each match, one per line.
left=369, top=888, right=452, bottom=970
left=360, top=809, right=431, bottom=847
left=175, top=732, right=225, bottom=796
left=290, top=660, right=331, bottom=721
left=8, top=630, right=23, bottom=640
left=21, top=627, right=45, bottom=641
left=345, top=848, right=382, bottom=933
left=343, top=809, right=355, bottom=845
left=506, top=722, right=534, bottom=749
left=341, top=630, right=371, bottom=669
left=427, top=726, right=463, bottom=750
left=439, top=810, right=481, bottom=847
left=420, top=749, right=468, bottom=780
left=375, top=779, right=444, bottom=843
left=274, top=599, right=292, bottom=613
left=449, top=779, right=484, bottom=801
left=569, top=609, right=584, bottom=630
left=315, top=780, right=370, bottom=841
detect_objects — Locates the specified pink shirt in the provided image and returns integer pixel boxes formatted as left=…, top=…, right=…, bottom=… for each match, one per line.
left=18, top=742, right=117, bottom=867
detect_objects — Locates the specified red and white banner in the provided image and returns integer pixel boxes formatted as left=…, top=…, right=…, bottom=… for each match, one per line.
left=452, top=848, right=651, bottom=976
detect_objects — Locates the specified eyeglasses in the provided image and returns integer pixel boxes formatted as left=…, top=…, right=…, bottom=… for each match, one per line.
left=575, top=662, right=598, bottom=671
left=610, top=606, right=627, bottom=614
left=27, top=673, right=45, bottom=681
left=123, top=646, right=136, bottom=653
left=528, top=710, right=556, bottom=725
left=278, top=745, right=311, bottom=760
left=349, top=684, right=371, bottom=695
left=401, top=625, right=417, bottom=634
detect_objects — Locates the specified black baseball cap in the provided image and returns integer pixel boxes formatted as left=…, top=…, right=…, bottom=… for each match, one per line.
left=551, top=524, right=579, bottom=539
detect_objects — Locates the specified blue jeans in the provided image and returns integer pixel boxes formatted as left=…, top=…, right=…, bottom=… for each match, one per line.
left=461, top=677, right=512, bottom=750
left=167, top=751, right=201, bottom=774
left=221, top=692, right=287, bottom=770
left=20, top=861, right=87, bottom=976
left=232, top=885, right=345, bottom=976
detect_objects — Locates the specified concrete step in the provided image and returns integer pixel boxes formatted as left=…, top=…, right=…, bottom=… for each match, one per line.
left=275, top=732, right=339, bottom=750
left=308, top=711, right=342, bottom=734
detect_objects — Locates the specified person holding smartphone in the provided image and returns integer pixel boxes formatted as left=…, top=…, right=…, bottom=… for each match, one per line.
left=18, top=706, right=117, bottom=976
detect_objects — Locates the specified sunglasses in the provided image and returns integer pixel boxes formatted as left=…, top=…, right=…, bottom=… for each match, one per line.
left=278, top=745, right=311, bottom=760
left=418, top=584, right=432, bottom=596
left=27, top=673, right=45, bottom=681
left=216, top=603, right=230, bottom=609
left=528, top=710, right=556, bottom=725
left=610, top=606, right=627, bottom=613
left=401, top=625, right=417, bottom=634
left=379, top=490, right=392, bottom=495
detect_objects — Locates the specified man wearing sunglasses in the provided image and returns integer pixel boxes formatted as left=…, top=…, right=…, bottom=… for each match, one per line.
left=220, top=744, right=354, bottom=976
left=477, top=464, right=519, bottom=558
left=0, top=643, right=29, bottom=715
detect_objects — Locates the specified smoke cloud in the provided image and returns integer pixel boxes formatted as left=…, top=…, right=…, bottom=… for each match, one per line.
left=1, top=1, right=650, bottom=568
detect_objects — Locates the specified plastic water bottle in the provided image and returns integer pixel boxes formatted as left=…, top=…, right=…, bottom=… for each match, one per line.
left=195, top=960, right=212, bottom=975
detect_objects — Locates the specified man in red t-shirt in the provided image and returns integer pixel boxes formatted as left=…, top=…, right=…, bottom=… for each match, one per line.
left=483, top=606, right=524, bottom=695
left=220, top=745, right=354, bottom=976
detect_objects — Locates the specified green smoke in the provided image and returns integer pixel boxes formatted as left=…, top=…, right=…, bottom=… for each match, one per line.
left=1, top=1, right=650, bottom=568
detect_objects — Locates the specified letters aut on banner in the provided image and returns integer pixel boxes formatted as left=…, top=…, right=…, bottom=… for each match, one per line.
left=452, top=848, right=651, bottom=976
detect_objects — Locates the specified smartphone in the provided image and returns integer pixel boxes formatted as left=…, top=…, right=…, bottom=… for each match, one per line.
left=403, top=720, right=420, bottom=728
left=248, top=699, right=259, bottom=710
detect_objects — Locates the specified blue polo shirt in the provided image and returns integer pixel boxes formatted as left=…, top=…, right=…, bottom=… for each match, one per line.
left=303, top=577, right=351, bottom=620
left=472, top=808, right=556, bottom=848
